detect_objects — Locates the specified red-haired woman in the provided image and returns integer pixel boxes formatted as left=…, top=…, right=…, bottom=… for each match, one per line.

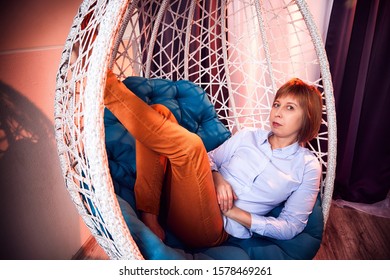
left=104, top=71, right=323, bottom=248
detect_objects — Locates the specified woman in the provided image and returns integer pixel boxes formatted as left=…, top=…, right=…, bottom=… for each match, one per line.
left=104, top=70, right=322, bottom=248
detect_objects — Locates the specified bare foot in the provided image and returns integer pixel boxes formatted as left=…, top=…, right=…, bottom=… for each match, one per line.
left=141, top=212, right=165, bottom=241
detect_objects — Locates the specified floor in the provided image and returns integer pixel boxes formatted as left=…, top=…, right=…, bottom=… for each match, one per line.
left=314, top=203, right=390, bottom=259
left=73, top=203, right=390, bottom=260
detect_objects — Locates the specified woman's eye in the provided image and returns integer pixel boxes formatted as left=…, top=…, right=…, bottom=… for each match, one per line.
left=273, top=103, right=280, bottom=108
left=287, top=105, right=294, bottom=110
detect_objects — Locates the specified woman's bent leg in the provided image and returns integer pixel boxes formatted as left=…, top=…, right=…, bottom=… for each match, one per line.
left=104, top=71, right=227, bottom=248
left=105, top=70, right=198, bottom=160
left=135, top=105, right=177, bottom=240
left=135, top=143, right=167, bottom=215
left=135, top=104, right=177, bottom=215
left=162, top=136, right=228, bottom=248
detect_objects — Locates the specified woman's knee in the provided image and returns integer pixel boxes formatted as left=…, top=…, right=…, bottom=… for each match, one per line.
left=186, top=133, right=206, bottom=158
left=150, top=103, right=207, bottom=163
left=150, top=104, right=178, bottom=123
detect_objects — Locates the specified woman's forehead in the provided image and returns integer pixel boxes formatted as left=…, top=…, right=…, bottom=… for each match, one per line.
left=275, top=93, right=299, bottom=103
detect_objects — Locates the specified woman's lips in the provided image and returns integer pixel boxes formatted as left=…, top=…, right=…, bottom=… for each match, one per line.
left=272, top=121, right=282, bottom=128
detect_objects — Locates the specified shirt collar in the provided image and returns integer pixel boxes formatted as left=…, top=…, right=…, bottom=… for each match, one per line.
left=262, top=131, right=300, bottom=158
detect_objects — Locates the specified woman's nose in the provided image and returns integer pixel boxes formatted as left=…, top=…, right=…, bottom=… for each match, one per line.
left=274, top=108, right=281, bottom=117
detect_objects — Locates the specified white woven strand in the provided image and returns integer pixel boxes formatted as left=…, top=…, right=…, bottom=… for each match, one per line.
left=221, top=0, right=241, bottom=132
left=83, top=0, right=144, bottom=259
left=254, top=0, right=277, bottom=95
left=145, top=0, right=170, bottom=78
left=109, top=0, right=138, bottom=71
left=55, top=0, right=99, bottom=239
left=295, top=0, right=336, bottom=224
left=184, top=1, right=198, bottom=80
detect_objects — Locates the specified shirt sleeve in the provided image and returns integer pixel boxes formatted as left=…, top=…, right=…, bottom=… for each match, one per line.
left=207, top=129, right=247, bottom=171
left=249, top=153, right=321, bottom=240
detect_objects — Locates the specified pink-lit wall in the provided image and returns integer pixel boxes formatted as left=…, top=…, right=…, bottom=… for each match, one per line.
left=0, top=0, right=90, bottom=259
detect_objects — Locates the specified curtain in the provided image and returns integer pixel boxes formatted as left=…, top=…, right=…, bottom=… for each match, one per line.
left=325, top=0, right=390, bottom=204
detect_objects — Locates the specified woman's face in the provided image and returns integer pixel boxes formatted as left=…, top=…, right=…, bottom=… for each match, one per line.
left=270, top=94, right=304, bottom=144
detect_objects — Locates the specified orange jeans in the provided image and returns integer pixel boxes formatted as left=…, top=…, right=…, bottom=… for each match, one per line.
left=104, top=71, right=227, bottom=248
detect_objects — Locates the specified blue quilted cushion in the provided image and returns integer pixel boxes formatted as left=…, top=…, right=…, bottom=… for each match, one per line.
left=104, top=76, right=323, bottom=260
left=121, top=76, right=230, bottom=151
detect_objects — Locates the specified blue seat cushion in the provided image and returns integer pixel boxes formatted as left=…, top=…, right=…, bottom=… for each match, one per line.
left=105, top=76, right=323, bottom=259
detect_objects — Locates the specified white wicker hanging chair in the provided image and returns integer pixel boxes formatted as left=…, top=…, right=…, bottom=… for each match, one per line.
left=55, top=0, right=336, bottom=260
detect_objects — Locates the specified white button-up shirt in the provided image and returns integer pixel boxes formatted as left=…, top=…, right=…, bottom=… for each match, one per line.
left=208, top=128, right=321, bottom=240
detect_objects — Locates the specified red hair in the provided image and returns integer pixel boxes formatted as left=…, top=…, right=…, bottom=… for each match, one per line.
left=274, top=78, right=323, bottom=144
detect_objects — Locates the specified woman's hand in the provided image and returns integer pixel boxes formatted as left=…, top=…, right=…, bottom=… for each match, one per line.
left=212, top=171, right=237, bottom=212
left=212, top=171, right=252, bottom=229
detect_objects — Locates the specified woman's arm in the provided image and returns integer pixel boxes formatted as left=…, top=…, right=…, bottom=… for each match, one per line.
left=250, top=155, right=321, bottom=240
left=208, top=129, right=247, bottom=172
left=209, top=130, right=248, bottom=212
left=222, top=205, right=251, bottom=228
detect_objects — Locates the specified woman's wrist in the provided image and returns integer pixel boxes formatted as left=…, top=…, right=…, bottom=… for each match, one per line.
left=223, top=206, right=251, bottom=228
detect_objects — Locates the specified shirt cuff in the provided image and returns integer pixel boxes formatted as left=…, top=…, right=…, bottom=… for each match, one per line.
left=250, top=213, right=266, bottom=235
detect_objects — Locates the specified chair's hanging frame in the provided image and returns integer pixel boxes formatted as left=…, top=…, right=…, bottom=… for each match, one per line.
left=55, top=0, right=336, bottom=259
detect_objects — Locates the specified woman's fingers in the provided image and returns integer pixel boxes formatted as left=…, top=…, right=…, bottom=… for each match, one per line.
left=213, top=172, right=237, bottom=212
left=217, top=186, right=236, bottom=212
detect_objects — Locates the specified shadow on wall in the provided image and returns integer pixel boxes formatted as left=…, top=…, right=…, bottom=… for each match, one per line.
left=0, top=81, right=82, bottom=259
